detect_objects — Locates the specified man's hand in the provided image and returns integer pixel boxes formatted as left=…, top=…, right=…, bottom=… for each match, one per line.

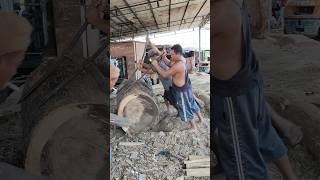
left=161, top=50, right=167, bottom=57
left=151, top=58, right=159, bottom=67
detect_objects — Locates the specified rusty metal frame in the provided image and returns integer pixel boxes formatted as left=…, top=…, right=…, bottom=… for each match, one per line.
left=188, top=0, right=207, bottom=28
left=147, top=0, right=159, bottom=29
left=122, top=0, right=147, bottom=31
left=179, top=0, right=190, bottom=30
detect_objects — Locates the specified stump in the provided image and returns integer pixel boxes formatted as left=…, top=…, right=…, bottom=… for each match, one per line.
left=21, top=56, right=108, bottom=179
left=116, top=80, right=160, bottom=135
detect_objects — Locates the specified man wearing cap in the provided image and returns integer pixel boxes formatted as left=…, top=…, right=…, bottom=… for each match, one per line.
left=138, top=47, right=179, bottom=115
left=0, top=11, right=52, bottom=180
left=0, top=12, right=32, bottom=90
left=151, top=44, right=203, bottom=129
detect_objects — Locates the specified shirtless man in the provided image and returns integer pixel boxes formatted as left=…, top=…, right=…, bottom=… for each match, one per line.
left=110, top=64, right=120, bottom=90
left=213, top=0, right=297, bottom=179
left=152, top=44, right=203, bottom=129
left=138, top=48, right=179, bottom=115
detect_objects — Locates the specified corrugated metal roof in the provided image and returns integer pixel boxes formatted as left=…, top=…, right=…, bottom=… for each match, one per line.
left=110, top=0, right=210, bottom=39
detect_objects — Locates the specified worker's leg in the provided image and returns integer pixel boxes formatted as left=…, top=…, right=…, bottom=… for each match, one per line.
left=190, top=93, right=203, bottom=122
left=259, top=91, right=297, bottom=180
left=274, top=155, right=297, bottom=180
left=214, top=86, right=269, bottom=180
left=173, top=89, right=197, bottom=129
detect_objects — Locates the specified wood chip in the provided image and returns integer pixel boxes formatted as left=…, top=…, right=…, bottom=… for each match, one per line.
left=119, top=142, right=145, bottom=146
left=185, top=168, right=210, bottom=177
left=184, top=158, right=210, bottom=164
left=188, top=155, right=210, bottom=161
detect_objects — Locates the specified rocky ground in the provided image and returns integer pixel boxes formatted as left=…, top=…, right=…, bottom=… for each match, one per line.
left=255, top=34, right=320, bottom=180
left=110, top=73, right=211, bottom=179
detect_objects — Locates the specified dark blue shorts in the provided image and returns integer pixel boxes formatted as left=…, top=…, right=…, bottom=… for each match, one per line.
left=170, top=86, right=200, bottom=122
left=214, top=84, right=287, bottom=180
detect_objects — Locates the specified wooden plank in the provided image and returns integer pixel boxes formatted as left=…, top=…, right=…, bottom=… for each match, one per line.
left=184, top=158, right=210, bottom=164
left=118, top=142, right=145, bottom=146
left=186, top=161, right=210, bottom=169
left=185, top=168, right=210, bottom=177
left=188, top=155, right=209, bottom=161
left=110, top=113, right=129, bottom=126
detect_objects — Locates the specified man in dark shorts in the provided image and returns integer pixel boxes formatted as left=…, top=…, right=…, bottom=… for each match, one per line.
left=138, top=48, right=179, bottom=115
left=152, top=44, right=203, bottom=129
left=213, top=0, right=297, bottom=179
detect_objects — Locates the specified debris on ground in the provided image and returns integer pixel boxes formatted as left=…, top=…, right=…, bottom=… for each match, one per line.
left=111, top=73, right=211, bottom=179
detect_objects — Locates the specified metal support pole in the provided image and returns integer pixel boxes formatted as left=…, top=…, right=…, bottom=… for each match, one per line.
left=199, top=26, right=201, bottom=61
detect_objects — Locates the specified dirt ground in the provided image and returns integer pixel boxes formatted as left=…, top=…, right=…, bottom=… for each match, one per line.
left=110, top=73, right=211, bottom=179
left=254, top=34, right=320, bottom=180
left=211, top=34, right=320, bottom=180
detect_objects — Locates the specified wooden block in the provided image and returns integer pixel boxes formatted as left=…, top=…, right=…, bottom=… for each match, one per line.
left=118, top=142, right=145, bottom=146
left=185, top=168, right=210, bottom=177
left=184, top=158, right=210, bottom=164
left=188, top=155, right=210, bottom=161
left=186, top=161, right=210, bottom=169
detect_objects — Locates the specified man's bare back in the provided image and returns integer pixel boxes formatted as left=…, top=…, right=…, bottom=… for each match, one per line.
left=213, top=0, right=243, bottom=80
left=151, top=56, right=186, bottom=87
left=171, top=60, right=186, bottom=87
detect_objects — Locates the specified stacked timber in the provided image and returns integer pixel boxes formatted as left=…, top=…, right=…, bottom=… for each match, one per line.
left=184, top=155, right=210, bottom=177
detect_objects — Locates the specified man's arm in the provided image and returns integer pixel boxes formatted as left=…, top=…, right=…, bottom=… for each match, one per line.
left=86, top=0, right=108, bottom=33
left=147, top=36, right=162, bottom=55
left=137, top=61, right=154, bottom=74
left=213, top=0, right=242, bottom=80
left=151, top=60, right=183, bottom=78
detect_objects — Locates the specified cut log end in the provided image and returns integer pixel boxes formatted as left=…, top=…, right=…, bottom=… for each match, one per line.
left=25, top=104, right=108, bottom=180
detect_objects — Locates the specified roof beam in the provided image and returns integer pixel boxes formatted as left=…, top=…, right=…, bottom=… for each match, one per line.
left=188, top=0, right=207, bottom=28
left=111, top=15, right=207, bottom=36
left=110, top=0, right=193, bottom=18
left=147, top=0, right=159, bottom=29
left=179, top=0, right=190, bottom=30
left=113, top=6, right=138, bottom=32
left=110, top=0, right=164, bottom=12
left=111, top=18, right=204, bottom=38
left=122, top=0, right=147, bottom=31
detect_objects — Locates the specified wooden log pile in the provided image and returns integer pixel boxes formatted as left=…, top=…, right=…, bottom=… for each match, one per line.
left=184, top=155, right=210, bottom=177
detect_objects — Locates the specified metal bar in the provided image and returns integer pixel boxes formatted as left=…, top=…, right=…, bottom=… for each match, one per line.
left=179, top=0, right=190, bottom=30
left=198, top=13, right=210, bottom=28
left=111, top=18, right=204, bottom=38
left=40, top=40, right=109, bottom=105
left=110, top=14, right=207, bottom=37
left=168, top=0, right=171, bottom=29
left=122, top=0, right=147, bottom=31
left=110, top=0, right=194, bottom=18
left=147, top=0, right=159, bottom=29
left=110, top=0, right=164, bottom=11
left=19, top=21, right=89, bottom=102
left=110, top=15, right=206, bottom=37
left=199, top=27, right=201, bottom=60
left=111, top=8, right=138, bottom=31
left=188, top=0, right=207, bottom=28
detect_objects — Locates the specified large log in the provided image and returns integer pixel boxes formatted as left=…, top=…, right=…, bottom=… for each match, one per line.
left=21, top=54, right=107, bottom=179
left=116, top=81, right=160, bottom=135
left=24, top=104, right=109, bottom=180
left=0, top=162, right=50, bottom=180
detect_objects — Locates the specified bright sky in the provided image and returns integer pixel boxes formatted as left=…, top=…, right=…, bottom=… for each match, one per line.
left=129, top=26, right=210, bottom=51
